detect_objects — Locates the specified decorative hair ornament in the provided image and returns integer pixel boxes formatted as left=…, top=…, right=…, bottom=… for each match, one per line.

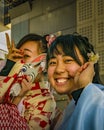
left=87, top=52, right=100, bottom=64
left=46, top=34, right=56, bottom=47
left=46, top=31, right=62, bottom=47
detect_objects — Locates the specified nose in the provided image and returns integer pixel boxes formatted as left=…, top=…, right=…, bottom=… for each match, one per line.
left=55, top=61, right=65, bottom=74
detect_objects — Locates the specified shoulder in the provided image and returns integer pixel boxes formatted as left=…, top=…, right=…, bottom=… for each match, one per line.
left=82, top=83, right=104, bottom=95
left=78, top=83, right=104, bottom=107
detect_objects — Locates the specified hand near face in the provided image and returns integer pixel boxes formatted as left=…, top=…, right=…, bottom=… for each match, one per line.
left=5, top=33, right=23, bottom=62
left=74, top=62, right=95, bottom=90
left=12, top=76, right=34, bottom=105
left=19, top=76, right=34, bottom=97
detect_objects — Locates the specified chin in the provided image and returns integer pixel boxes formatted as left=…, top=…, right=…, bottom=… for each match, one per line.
left=55, top=89, right=68, bottom=95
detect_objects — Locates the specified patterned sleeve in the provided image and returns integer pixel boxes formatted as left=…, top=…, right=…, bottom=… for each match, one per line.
left=22, top=82, right=56, bottom=130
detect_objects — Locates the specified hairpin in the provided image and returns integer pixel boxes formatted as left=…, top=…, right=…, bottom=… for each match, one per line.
left=46, top=31, right=62, bottom=47
left=87, top=52, right=100, bottom=64
left=47, top=34, right=56, bottom=47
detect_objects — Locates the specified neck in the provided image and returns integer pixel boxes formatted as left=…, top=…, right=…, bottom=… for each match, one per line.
left=71, top=88, right=84, bottom=104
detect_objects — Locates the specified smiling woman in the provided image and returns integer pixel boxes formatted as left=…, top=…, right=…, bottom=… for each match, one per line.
left=47, top=34, right=104, bottom=130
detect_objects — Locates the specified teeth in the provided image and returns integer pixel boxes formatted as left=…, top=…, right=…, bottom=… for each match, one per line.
left=57, top=79, right=67, bottom=83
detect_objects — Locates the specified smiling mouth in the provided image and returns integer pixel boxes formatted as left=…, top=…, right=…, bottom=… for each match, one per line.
left=55, top=78, right=68, bottom=83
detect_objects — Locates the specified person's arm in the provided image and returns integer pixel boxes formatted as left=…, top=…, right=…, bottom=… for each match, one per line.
left=0, top=33, right=23, bottom=76
left=0, top=59, right=15, bottom=76
left=12, top=96, right=23, bottom=105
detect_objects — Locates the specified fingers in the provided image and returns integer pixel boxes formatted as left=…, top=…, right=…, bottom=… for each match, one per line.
left=22, top=78, right=33, bottom=91
left=5, top=33, right=11, bottom=50
left=8, top=52, right=23, bottom=59
left=25, top=75, right=32, bottom=82
left=74, top=62, right=95, bottom=90
left=11, top=40, right=15, bottom=50
left=7, top=48, right=23, bottom=62
left=83, top=62, right=95, bottom=76
left=78, top=62, right=94, bottom=74
left=5, top=33, right=16, bottom=53
left=10, top=47, right=22, bottom=54
left=7, top=43, right=24, bottom=61
left=18, top=78, right=33, bottom=97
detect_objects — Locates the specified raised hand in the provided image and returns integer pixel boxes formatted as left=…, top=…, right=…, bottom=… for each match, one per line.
left=19, top=76, right=33, bottom=97
left=74, top=62, right=95, bottom=90
left=12, top=76, right=34, bottom=105
left=5, top=33, right=23, bottom=62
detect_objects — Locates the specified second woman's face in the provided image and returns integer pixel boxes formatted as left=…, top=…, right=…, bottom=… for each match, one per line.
left=48, top=47, right=84, bottom=95
left=20, top=41, right=41, bottom=63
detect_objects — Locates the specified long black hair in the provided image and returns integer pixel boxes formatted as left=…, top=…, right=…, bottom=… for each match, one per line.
left=47, top=34, right=102, bottom=84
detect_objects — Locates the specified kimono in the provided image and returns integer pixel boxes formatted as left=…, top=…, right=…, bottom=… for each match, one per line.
left=55, top=83, right=104, bottom=130
left=0, top=58, right=56, bottom=130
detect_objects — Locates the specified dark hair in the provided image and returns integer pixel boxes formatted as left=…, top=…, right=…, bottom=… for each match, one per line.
left=47, top=34, right=102, bottom=84
left=16, top=33, right=47, bottom=53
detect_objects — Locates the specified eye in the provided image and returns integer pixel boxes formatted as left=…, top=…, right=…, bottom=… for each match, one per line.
left=23, top=55, right=30, bottom=59
left=48, top=59, right=57, bottom=66
left=64, top=57, right=74, bottom=64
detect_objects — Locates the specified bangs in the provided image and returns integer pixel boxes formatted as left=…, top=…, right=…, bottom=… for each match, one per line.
left=47, top=34, right=83, bottom=67
left=47, top=40, right=75, bottom=64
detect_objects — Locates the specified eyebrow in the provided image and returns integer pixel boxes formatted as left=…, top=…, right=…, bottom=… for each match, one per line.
left=50, top=54, right=66, bottom=59
left=24, top=48, right=32, bottom=53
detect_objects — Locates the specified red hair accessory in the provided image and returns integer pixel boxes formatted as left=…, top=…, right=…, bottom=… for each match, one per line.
left=46, top=34, right=56, bottom=47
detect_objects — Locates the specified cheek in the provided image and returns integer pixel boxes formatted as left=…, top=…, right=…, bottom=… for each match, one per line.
left=47, top=67, right=54, bottom=78
left=24, top=58, right=32, bottom=63
left=66, top=64, right=81, bottom=76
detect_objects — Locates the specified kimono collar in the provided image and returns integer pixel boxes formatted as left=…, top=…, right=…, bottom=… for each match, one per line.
left=71, top=88, right=84, bottom=105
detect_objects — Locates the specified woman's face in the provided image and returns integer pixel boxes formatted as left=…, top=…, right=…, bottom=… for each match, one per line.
left=48, top=47, right=84, bottom=96
left=20, top=41, right=41, bottom=63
